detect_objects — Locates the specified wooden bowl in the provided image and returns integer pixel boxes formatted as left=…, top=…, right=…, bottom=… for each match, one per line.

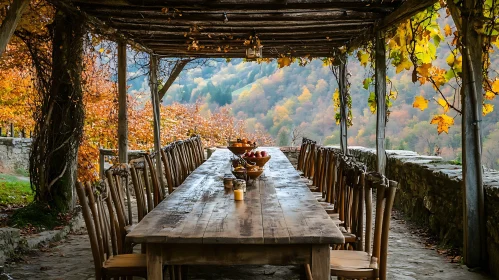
left=242, top=155, right=271, bottom=167
left=227, top=146, right=255, bottom=155
left=232, top=169, right=264, bottom=180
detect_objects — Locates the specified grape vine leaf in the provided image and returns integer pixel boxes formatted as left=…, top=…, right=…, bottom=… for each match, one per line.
left=483, top=103, right=494, bottom=116
left=413, top=96, right=429, bottom=111
left=430, top=114, right=454, bottom=134
left=436, top=98, right=449, bottom=113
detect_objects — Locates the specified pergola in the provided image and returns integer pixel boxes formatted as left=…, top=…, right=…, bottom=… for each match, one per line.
left=0, top=0, right=486, bottom=270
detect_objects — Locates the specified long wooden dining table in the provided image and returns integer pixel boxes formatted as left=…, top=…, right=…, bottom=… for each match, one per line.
left=126, top=147, right=344, bottom=280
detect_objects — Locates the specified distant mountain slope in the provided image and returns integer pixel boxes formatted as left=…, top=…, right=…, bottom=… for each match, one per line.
left=150, top=10, right=499, bottom=169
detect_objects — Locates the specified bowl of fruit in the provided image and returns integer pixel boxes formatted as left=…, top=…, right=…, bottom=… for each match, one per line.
left=232, top=164, right=264, bottom=180
left=227, top=138, right=257, bottom=155
left=242, top=150, right=271, bottom=167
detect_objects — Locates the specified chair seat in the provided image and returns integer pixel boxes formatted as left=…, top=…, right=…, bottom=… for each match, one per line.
left=103, top=253, right=147, bottom=277
left=330, top=250, right=377, bottom=278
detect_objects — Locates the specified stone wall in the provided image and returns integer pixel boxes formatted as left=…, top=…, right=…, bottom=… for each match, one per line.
left=0, top=137, right=31, bottom=172
left=331, top=146, right=499, bottom=278
left=0, top=228, right=20, bottom=264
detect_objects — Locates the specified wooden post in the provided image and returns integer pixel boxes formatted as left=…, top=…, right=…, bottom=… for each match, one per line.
left=99, top=148, right=105, bottom=179
left=10, top=123, right=14, bottom=137
left=118, top=41, right=128, bottom=164
left=0, top=0, right=29, bottom=57
left=375, top=30, right=387, bottom=175
left=338, top=56, right=348, bottom=155
left=461, top=0, right=486, bottom=267
left=150, top=54, right=166, bottom=196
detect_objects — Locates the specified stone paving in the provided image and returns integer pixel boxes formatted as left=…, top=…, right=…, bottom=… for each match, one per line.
left=2, top=205, right=492, bottom=280
left=1, top=150, right=494, bottom=280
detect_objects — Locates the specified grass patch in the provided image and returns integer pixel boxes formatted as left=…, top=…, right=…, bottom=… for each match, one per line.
left=8, top=201, right=65, bottom=230
left=0, top=174, right=33, bottom=206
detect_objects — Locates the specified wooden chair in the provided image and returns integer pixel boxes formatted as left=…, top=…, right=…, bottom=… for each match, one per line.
left=161, top=146, right=176, bottom=194
left=328, top=176, right=398, bottom=280
left=194, top=135, right=205, bottom=166
left=297, top=137, right=307, bottom=171
left=311, top=147, right=322, bottom=191
left=105, top=166, right=131, bottom=235
left=129, top=157, right=154, bottom=222
left=76, top=181, right=147, bottom=280
left=336, top=164, right=366, bottom=250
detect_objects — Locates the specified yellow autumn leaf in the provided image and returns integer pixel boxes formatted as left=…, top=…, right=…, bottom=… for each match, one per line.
left=483, top=103, right=494, bottom=116
left=485, top=90, right=496, bottom=100
left=417, top=63, right=432, bottom=77
left=430, top=114, right=454, bottom=134
left=492, top=79, right=499, bottom=93
left=357, top=51, right=369, bottom=67
left=436, top=98, right=449, bottom=113
left=277, top=57, right=291, bottom=68
left=396, top=59, right=412, bottom=73
left=446, top=53, right=455, bottom=66
left=444, top=24, right=452, bottom=37
left=389, top=90, right=398, bottom=100
left=99, top=48, right=104, bottom=53
left=413, top=96, right=429, bottom=111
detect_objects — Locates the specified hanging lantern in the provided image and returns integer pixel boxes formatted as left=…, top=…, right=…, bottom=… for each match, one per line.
left=245, top=32, right=263, bottom=60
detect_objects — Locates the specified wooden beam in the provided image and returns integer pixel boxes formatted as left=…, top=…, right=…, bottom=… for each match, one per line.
left=73, top=0, right=400, bottom=10
left=375, top=30, right=387, bottom=175
left=158, top=59, right=192, bottom=101
left=118, top=41, right=128, bottom=163
left=108, top=22, right=372, bottom=33
left=460, top=0, right=486, bottom=268
left=107, top=17, right=373, bottom=27
left=85, top=9, right=383, bottom=22
left=149, top=54, right=166, bottom=196
left=377, top=0, right=437, bottom=31
left=338, top=55, right=348, bottom=155
left=0, top=0, right=29, bottom=57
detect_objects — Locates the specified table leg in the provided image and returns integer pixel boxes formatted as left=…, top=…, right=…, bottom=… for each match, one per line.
left=311, top=244, right=330, bottom=280
left=147, top=243, right=163, bottom=280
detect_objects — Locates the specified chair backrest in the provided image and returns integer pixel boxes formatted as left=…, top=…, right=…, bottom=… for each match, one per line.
left=144, top=153, right=164, bottom=205
left=312, top=147, right=322, bottom=187
left=161, top=147, right=176, bottom=194
left=365, top=174, right=398, bottom=280
left=297, top=138, right=307, bottom=171
left=129, top=158, right=153, bottom=222
left=105, top=165, right=131, bottom=227
left=77, top=181, right=122, bottom=280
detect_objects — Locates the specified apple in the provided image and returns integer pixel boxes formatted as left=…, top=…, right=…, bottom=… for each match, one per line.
left=255, top=151, right=262, bottom=158
left=261, top=151, right=267, bottom=157
left=250, top=152, right=255, bottom=157
left=244, top=152, right=251, bottom=157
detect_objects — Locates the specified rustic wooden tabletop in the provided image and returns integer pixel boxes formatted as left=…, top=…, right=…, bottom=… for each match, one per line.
left=127, top=147, right=344, bottom=245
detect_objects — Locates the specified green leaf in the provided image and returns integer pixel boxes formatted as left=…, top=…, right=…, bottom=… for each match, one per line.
left=368, top=92, right=376, bottom=114
left=363, top=78, right=373, bottom=90
left=445, top=70, right=455, bottom=80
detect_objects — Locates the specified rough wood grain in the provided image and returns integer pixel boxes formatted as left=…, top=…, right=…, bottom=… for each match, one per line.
left=117, top=41, right=127, bottom=163
left=375, top=30, right=387, bottom=175
left=126, top=148, right=344, bottom=245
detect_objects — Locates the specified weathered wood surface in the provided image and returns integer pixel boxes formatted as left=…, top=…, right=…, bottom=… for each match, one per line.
left=375, top=30, right=387, bottom=175
left=117, top=41, right=128, bottom=164
left=127, top=148, right=344, bottom=245
left=460, top=0, right=486, bottom=267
